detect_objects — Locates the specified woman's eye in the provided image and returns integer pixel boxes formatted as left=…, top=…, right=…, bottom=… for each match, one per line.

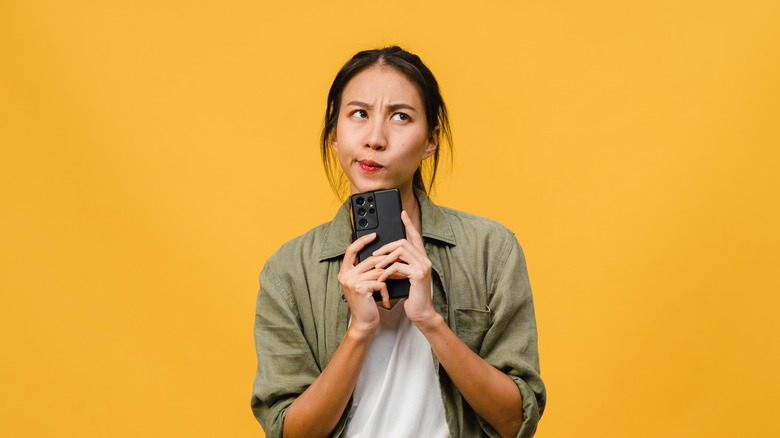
left=391, top=113, right=409, bottom=122
left=351, top=110, right=368, bottom=119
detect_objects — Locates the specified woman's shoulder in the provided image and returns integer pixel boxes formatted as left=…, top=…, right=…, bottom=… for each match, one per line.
left=264, top=221, right=333, bottom=270
left=418, top=190, right=514, bottom=239
left=434, top=203, right=517, bottom=241
left=429, top=203, right=529, bottom=274
left=263, top=198, right=353, bottom=272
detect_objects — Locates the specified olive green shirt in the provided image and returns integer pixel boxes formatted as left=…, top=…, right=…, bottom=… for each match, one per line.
left=252, top=190, right=546, bottom=437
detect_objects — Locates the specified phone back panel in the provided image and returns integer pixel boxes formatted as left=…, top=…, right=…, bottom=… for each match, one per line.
left=351, top=189, right=410, bottom=300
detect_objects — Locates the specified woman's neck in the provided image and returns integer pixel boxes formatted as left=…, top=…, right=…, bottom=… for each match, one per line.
left=399, top=187, right=422, bottom=235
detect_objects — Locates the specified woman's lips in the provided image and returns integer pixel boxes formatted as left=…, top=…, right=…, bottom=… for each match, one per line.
left=358, top=160, right=383, bottom=173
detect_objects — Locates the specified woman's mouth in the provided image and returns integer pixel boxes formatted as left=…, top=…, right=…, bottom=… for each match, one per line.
left=358, top=160, right=383, bottom=173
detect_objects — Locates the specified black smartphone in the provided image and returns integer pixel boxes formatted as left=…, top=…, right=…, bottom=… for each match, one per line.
left=351, top=188, right=411, bottom=301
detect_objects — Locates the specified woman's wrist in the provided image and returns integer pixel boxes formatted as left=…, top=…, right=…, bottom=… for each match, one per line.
left=346, top=323, right=377, bottom=343
left=412, top=311, right=446, bottom=334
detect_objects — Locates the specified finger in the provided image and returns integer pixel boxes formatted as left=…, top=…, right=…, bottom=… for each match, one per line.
left=371, top=237, right=425, bottom=261
left=347, top=232, right=377, bottom=258
left=371, top=238, right=406, bottom=258
left=401, top=210, right=425, bottom=249
left=361, top=281, right=387, bottom=295
left=377, top=265, right=407, bottom=281
left=341, top=233, right=376, bottom=271
left=375, top=244, right=424, bottom=270
left=377, top=284, right=390, bottom=309
left=369, top=211, right=424, bottom=257
left=354, top=266, right=387, bottom=282
left=377, top=264, right=392, bottom=282
left=345, top=280, right=387, bottom=299
left=352, top=255, right=387, bottom=274
left=378, top=262, right=423, bottom=282
left=340, top=266, right=386, bottom=296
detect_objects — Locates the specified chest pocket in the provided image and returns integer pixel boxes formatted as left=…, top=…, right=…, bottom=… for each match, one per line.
left=454, top=307, right=491, bottom=354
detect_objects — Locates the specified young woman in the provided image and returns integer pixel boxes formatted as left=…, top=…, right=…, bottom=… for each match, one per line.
left=252, top=46, right=546, bottom=438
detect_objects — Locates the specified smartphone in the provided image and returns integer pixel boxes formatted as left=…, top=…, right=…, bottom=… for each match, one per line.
left=351, top=188, right=411, bottom=301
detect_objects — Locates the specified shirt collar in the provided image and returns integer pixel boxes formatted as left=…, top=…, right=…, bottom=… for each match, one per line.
left=318, top=188, right=457, bottom=261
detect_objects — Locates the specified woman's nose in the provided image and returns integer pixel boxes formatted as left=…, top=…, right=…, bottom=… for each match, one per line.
left=365, top=120, right=387, bottom=150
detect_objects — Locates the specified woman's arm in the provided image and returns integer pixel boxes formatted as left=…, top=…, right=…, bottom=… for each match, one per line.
left=282, top=324, right=373, bottom=438
left=416, top=314, right=523, bottom=437
left=282, top=232, right=391, bottom=438
left=375, top=212, right=524, bottom=437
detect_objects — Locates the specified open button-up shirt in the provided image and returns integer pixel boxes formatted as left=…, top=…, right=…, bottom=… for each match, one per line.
left=252, top=190, right=546, bottom=437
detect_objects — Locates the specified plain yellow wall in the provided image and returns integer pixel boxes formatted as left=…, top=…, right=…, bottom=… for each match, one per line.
left=2, top=1, right=779, bottom=436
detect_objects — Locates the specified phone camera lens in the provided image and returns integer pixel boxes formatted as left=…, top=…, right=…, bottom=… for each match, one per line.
left=358, top=218, right=368, bottom=227
left=367, top=196, right=373, bottom=203
left=356, top=197, right=365, bottom=206
left=369, top=208, right=375, bottom=214
left=357, top=208, right=366, bottom=217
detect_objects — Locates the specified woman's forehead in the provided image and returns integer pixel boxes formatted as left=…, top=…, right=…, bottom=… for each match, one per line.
left=341, top=66, right=423, bottom=108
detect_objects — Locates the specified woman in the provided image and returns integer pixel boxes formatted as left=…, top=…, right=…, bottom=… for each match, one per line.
left=252, top=46, right=546, bottom=438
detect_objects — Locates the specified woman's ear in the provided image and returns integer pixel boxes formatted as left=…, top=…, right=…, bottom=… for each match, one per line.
left=422, top=125, right=440, bottom=159
left=330, top=131, right=339, bottom=152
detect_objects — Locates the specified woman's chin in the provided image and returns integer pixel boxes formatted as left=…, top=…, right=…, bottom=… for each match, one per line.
left=350, top=180, right=395, bottom=194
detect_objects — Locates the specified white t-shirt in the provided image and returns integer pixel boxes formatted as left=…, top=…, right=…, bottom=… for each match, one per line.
left=346, top=299, right=449, bottom=437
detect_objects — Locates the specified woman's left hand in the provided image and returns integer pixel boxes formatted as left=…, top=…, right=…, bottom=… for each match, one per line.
left=374, top=210, right=437, bottom=325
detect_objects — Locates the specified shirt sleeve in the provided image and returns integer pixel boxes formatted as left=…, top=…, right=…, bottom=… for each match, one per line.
left=478, top=232, right=547, bottom=438
left=251, top=260, right=324, bottom=438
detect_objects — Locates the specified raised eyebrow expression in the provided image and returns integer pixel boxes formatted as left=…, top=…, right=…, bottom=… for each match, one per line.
left=345, top=101, right=418, bottom=115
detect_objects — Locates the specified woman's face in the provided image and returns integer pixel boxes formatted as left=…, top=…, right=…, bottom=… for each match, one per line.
left=332, top=65, right=438, bottom=196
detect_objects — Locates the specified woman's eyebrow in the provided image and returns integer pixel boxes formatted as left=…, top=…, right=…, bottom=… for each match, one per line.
left=387, top=103, right=417, bottom=113
left=346, top=100, right=371, bottom=108
left=345, top=101, right=418, bottom=112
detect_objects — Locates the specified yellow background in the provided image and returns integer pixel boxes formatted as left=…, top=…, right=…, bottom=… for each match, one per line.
left=2, top=1, right=779, bottom=436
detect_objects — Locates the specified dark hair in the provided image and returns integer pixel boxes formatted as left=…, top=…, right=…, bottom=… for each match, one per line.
left=321, top=46, right=453, bottom=197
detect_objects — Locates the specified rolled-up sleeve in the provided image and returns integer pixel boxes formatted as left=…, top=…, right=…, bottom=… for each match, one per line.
left=479, top=233, right=546, bottom=438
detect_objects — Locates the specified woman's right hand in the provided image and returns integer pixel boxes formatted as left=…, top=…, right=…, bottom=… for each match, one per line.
left=338, top=232, right=389, bottom=339
left=283, top=233, right=390, bottom=438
